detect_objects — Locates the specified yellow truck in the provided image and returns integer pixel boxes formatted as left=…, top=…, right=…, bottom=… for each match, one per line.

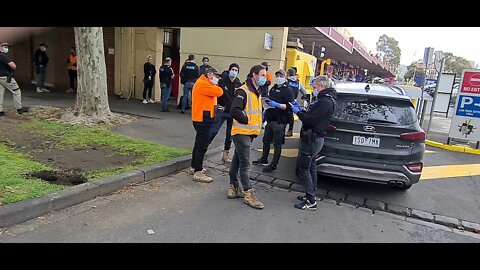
left=285, top=48, right=317, bottom=94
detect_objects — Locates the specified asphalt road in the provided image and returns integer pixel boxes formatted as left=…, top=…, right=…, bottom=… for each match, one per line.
left=0, top=168, right=478, bottom=243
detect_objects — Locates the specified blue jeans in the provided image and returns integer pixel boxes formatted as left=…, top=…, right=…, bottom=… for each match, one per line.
left=182, top=82, right=194, bottom=112
left=36, top=67, right=46, bottom=89
left=296, top=134, right=324, bottom=201
left=209, top=111, right=233, bottom=151
left=161, top=83, right=172, bottom=111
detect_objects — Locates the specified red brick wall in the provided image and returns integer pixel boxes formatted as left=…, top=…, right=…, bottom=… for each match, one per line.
left=103, top=27, right=115, bottom=95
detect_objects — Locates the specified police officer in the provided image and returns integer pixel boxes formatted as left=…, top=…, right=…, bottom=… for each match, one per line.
left=253, top=69, right=294, bottom=173
left=290, top=75, right=336, bottom=211
left=285, top=68, right=307, bottom=137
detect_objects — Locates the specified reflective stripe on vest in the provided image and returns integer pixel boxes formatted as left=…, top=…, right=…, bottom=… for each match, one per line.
left=232, top=85, right=262, bottom=136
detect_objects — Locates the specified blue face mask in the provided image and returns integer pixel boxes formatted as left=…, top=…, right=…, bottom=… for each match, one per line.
left=229, top=70, right=238, bottom=78
left=2, top=47, right=8, bottom=54
left=313, top=89, right=320, bottom=97
left=203, top=61, right=209, bottom=65
left=257, top=76, right=267, bottom=86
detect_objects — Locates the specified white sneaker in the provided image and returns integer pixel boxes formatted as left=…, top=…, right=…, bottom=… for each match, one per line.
left=66, top=88, right=74, bottom=93
left=148, top=99, right=155, bottom=104
left=36, top=88, right=44, bottom=93
left=42, top=88, right=50, bottom=93
left=142, top=99, right=148, bottom=104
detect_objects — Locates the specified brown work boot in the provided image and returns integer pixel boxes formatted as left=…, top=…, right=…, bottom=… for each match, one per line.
left=222, top=150, right=232, bottom=163
left=186, top=167, right=206, bottom=175
left=244, top=188, right=264, bottom=209
left=193, top=171, right=213, bottom=183
left=227, top=184, right=245, bottom=199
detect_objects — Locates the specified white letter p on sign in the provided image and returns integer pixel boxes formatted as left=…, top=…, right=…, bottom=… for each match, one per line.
left=460, top=96, right=473, bottom=108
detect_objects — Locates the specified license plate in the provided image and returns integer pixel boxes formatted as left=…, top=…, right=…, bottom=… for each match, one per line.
left=352, top=136, right=380, bottom=148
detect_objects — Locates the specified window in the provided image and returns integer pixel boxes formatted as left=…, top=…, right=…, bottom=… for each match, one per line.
left=163, top=29, right=173, bottom=46
left=333, top=95, right=417, bottom=126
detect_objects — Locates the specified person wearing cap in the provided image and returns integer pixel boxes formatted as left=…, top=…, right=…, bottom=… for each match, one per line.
left=290, top=75, right=337, bottom=211
left=285, top=67, right=307, bottom=137
left=66, top=46, right=77, bottom=93
left=0, top=42, right=28, bottom=116
left=179, top=54, right=200, bottom=114
left=33, top=43, right=49, bottom=93
left=159, top=57, right=175, bottom=112
left=228, top=64, right=266, bottom=209
left=199, top=56, right=212, bottom=75
left=187, top=67, right=223, bottom=183
left=209, top=63, right=242, bottom=164
left=142, top=55, right=156, bottom=104
left=253, top=69, right=294, bottom=173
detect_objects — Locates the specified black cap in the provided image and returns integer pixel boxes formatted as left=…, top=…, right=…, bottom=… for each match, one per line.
left=229, top=63, right=240, bottom=71
left=0, top=42, right=10, bottom=47
left=39, top=43, right=48, bottom=47
left=261, top=61, right=269, bottom=67
left=205, top=67, right=222, bottom=76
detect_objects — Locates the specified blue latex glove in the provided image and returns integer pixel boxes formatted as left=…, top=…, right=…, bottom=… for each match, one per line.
left=289, top=102, right=302, bottom=114
left=267, top=100, right=281, bottom=108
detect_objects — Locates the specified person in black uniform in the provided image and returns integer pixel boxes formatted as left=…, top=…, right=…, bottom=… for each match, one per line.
left=142, top=55, right=156, bottom=104
left=253, top=69, right=294, bottom=173
left=291, top=75, right=336, bottom=211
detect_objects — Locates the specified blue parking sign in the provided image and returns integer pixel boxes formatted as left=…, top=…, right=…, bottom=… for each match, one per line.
left=456, top=95, right=480, bottom=118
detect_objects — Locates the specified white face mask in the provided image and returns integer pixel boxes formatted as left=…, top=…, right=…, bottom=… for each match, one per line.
left=276, top=77, right=286, bottom=86
left=2, top=47, right=8, bottom=54
left=313, top=88, right=320, bottom=97
left=211, top=76, right=219, bottom=85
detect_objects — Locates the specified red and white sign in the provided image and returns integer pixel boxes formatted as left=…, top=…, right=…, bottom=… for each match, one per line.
left=460, top=71, right=480, bottom=94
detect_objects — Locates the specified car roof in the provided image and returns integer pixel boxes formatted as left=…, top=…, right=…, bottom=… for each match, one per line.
left=334, top=82, right=412, bottom=101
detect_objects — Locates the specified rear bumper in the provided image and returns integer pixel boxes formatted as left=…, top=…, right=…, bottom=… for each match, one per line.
left=315, top=156, right=421, bottom=186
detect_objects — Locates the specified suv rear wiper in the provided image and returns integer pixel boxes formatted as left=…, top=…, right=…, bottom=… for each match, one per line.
left=367, top=118, right=397, bottom=124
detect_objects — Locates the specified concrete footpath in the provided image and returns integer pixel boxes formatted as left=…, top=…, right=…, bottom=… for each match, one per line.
left=0, top=84, right=228, bottom=227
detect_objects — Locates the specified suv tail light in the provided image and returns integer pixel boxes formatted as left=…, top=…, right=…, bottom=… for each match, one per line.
left=400, top=131, right=425, bottom=142
left=326, top=125, right=337, bottom=132
left=406, top=163, right=423, bottom=173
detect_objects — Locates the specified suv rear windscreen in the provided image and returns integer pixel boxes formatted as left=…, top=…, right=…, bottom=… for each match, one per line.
left=333, top=95, right=417, bottom=126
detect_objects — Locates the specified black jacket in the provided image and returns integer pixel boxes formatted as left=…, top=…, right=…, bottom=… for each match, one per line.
left=143, top=63, right=156, bottom=81
left=231, top=78, right=261, bottom=125
left=33, top=49, right=49, bottom=67
left=180, top=61, right=199, bottom=84
left=159, top=64, right=174, bottom=87
left=217, top=75, right=242, bottom=112
left=264, top=82, right=294, bottom=124
left=298, top=88, right=337, bottom=136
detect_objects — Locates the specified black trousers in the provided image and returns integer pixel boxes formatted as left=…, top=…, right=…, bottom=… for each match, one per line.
left=287, top=111, right=294, bottom=131
left=191, top=123, right=213, bottom=172
left=68, top=69, right=77, bottom=89
left=143, top=79, right=154, bottom=99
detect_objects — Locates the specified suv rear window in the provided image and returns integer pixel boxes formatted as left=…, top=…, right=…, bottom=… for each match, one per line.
left=333, top=94, right=417, bottom=126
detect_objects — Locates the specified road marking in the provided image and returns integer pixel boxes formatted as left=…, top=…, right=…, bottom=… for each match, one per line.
left=255, top=148, right=299, bottom=158
left=425, top=150, right=435, bottom=153
left=421, top=164, right=480, bottom=180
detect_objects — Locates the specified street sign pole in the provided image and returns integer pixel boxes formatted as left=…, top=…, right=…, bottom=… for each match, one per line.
left=426, top=57, right=445, bottom=136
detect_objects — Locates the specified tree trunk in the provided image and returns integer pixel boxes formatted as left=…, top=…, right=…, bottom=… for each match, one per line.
left=74, top=27, right=111, bottom=117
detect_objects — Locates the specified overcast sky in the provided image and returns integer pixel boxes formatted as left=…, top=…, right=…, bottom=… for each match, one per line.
left=347, top=27, right=480, bottom=67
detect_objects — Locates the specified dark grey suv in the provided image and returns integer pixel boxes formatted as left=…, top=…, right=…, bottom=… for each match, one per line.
left=316, top=82, right=425, bottom=190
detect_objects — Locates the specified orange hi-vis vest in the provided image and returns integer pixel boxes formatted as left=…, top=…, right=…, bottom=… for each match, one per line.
left=231, top=84, right=263, bottom=136
left=68, top=54, right=77, bottom=71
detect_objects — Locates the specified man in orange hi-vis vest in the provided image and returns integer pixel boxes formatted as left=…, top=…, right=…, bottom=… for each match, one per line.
left=66, top=46, right=77, bottom=93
